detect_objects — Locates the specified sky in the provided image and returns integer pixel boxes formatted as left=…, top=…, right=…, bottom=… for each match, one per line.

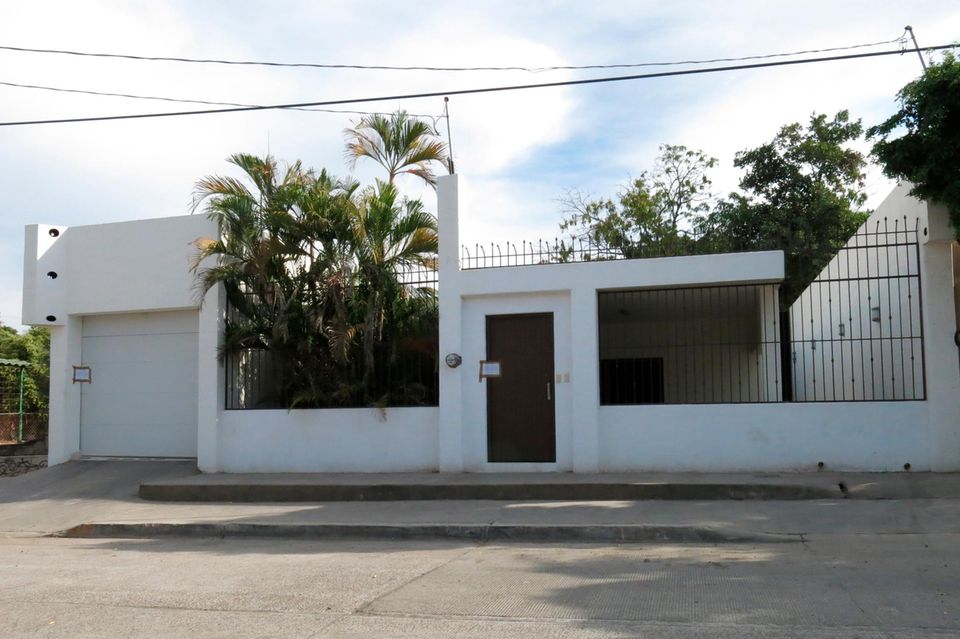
left=1, top=0, right=957, bottom=329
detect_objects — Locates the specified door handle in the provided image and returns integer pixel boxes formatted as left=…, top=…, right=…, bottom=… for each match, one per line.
left=547, top=382, right=552, bottom=401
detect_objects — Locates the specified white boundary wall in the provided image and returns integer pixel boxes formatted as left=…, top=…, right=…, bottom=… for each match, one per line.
left=25, top=179, right=959, bottom=473
left=600, top=402, right=928, bottom=471
left=23, top=215, right=215, bottom=465
left=436, top=176, right=959, bottom=473
left=216, top=407, right=439, bottom=473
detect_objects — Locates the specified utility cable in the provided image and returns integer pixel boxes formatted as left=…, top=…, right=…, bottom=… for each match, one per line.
left=0, top=80, right=437, bottom=119
left=0, top=44, right=953, bottom=128
left=0, top=34, right=909, bottom=73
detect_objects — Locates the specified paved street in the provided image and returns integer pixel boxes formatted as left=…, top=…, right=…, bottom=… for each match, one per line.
left=1, top=533, right=958, bottom=638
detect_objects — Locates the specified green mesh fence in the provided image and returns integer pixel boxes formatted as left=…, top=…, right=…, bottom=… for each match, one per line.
left=0, top=359, right=45, bottom=443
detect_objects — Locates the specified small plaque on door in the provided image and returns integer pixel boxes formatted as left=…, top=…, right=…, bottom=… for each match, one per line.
left=72, top=365, right=92, bottom=384
left=479, top=360, right=501, bottom=381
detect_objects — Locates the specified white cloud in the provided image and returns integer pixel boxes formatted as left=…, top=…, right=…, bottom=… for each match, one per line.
left=1, top=0, right=957, bottom=328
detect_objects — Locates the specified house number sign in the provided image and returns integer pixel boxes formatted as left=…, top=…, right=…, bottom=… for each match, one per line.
left=479, top=360, right=502, bottom=381
left=72, top=365, right=92, bottom=384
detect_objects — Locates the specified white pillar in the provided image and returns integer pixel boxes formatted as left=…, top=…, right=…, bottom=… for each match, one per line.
left=570, top=286, right=600, bottom=472
left=921, top=202, right=960, bottom=470
left=196, top=285, right=223, bottom=472
left=47, top=315, right=82, bottom=465
left=437, top=174, right=464, bottom=472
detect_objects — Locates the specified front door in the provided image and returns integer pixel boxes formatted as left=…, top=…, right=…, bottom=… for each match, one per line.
left=486, top=313, right=556, bottom=462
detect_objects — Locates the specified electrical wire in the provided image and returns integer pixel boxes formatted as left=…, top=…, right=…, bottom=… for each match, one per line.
left=0, top=80, right=438, bottom=119
left=0, top=44, right=953, bottom=128
left=0, top=34, right=910, bottom=73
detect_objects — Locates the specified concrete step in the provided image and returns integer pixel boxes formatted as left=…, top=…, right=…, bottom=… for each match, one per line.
left=139, top=480, right=840, bottom=502
left=59, top=521, right=800, bottom=544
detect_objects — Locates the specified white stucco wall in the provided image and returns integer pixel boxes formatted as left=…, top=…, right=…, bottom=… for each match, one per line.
left=23, top=215, right=215, bottom=325
left=216, top=407, right=439, bottom=472
left=438, top=175, right=790, bottom=473
left=599, top=402, right=929, bottom=471
left=27, top=178, right=958, bottom=473
left=23, top=214, right=216, bottom=465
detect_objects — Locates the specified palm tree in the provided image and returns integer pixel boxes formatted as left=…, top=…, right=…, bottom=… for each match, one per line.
left=344, top=111, right=449, bottom=187
left=191, top=149, right=440, bottom=409
left=350, top=179, right=438, bottom=371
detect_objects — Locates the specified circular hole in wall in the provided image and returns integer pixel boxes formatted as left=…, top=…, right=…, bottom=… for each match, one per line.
left=46, top=271, right=58, bottom=279
left=48, top=228, right=60, bottom=238
left=817, top=461, right=825, bottom=469
left=45, top=315, right=57, bottom=322
left=904, top=462, right=912, bottom=471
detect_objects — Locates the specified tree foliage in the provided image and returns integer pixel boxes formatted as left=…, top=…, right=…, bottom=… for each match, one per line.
left=562, top=113, right=870, bottom=305
left=560, top=145, right=716, bottom=258
left=868, top=52, right=960, bottom=238
left=192, top=112, right=445, bottom=409
left=344, top=110, right=450, bottom=186
left=702, top=111, right=869, bottom=304
left=0, top=324, right=49, bottom=414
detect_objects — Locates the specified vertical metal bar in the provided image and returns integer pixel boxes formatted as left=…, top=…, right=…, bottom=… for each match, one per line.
left=798, top=280, right=808, bottom=401
left=894, top=218, right=907, bottom=398
left=773, top=286, right=781, bottom=402
left=844, top=239, right=853, bottom=400
left=865, top=224, right=876, bottom=399
left=699, top=286, right=706, bottom=403
left=734, top=286, right=742, bottom=402
left=907, top=222, right=920, bottom=398
left=875, top=221, right=887, bottom=399
left=826, top=255, right=838, bottom=401
left=18, top=365, right=25, bottom=443
left=913, top=219, right=927, bottom=399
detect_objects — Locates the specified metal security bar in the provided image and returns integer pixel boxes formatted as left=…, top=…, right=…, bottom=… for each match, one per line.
left=789, top=217, right=925, bottom=401
left=598, top=285, right=783, bottom=404
left=461, top=238, right=624, bottom=269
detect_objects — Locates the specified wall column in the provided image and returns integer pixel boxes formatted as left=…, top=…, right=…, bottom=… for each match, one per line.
left=196, top=285, right=223, bottom=472
left=921, top=203, right=960, bottom=470
left=570, top=286, right=600, bottom=472
left=437, top=174, right=464, bottom=472
left=47, top=315, right=82, bottom=465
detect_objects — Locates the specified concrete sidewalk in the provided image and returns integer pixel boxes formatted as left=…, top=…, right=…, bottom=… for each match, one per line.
left=5, top=460, right=960, bottom=543
left=139, top=467, right=960, bottom=501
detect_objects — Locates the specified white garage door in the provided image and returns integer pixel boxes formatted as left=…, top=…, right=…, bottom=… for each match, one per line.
left=80, top=311, right=198, bottom=457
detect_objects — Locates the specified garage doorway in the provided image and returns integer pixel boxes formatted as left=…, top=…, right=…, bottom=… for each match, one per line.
left=80, top=311, right=198, bottom=457
left=485, top=313, right=556, bottom=463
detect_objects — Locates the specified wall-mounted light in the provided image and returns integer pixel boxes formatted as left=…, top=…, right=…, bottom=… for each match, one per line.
left=871, top=306, right=881, bottom=323
left=838, top=323, right=845, bottom=337
left=444, top=353, right=462, bottom=368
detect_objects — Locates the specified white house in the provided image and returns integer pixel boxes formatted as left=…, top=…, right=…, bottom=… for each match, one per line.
left=22, top=177, right=960, bottom=473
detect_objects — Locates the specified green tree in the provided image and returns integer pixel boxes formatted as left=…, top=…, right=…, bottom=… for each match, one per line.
left=868, top=52, right=960, bottom=238
left=344, top=111, right=450, bottom=187
left=351, top=180, right=438, bottom=371
left=191, top=146, right=439, bottom=408
left=0, top=323, right=49, bottom=415
left=700, top=111, right=869, bottom=304
left=559, top=144, right=717, bottom=259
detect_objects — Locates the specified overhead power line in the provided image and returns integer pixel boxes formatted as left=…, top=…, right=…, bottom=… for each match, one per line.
left=0, top=44, right=954, bottom=128
left=0, top=34, right=909, bottom=73
left=0, top=80, right=438, bottom=119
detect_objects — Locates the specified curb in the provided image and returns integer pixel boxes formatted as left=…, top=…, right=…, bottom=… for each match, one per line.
left=138, top=482, right=839, bottom=502
left=57, top=522, right=801, bottom=544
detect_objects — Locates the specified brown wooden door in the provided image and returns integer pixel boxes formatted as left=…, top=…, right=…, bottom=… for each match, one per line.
left=486, top=313, right=556, bottom=462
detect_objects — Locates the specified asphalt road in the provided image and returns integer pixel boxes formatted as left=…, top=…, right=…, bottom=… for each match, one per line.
left=1, top=534, right=957, bottom=638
